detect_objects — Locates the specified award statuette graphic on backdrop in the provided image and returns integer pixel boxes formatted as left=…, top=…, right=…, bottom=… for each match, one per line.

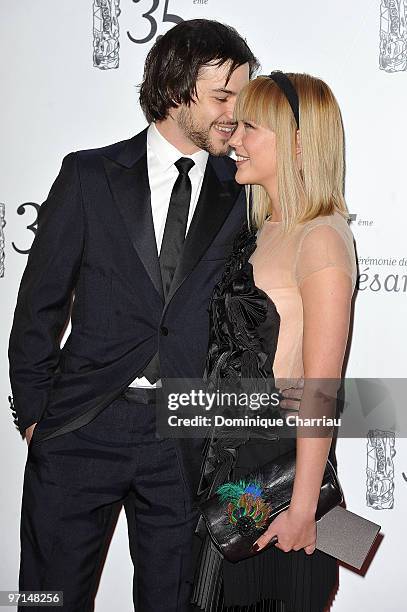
left=93, top=0, right=121, bottom=69
left=380, top=0, right=407, bottom=72
left=366, top=430, right=396, bottom=509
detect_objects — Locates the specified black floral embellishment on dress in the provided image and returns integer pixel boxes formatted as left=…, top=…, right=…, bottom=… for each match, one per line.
left=196, top=223, right=281, bottom=503
left=204, top=223, right=280, bottom=388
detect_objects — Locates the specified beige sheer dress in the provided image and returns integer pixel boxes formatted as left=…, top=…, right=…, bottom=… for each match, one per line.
left=249, top=211, right=357, bottom=384
left=194, top=212, right=358, bottom=612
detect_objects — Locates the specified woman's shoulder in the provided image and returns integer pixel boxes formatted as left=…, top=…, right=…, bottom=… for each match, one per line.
left=297, top=211, right=354, bottom=246
left=300, top=210, right=351, bottom=231
left=294, top=211, right=357, bottom=288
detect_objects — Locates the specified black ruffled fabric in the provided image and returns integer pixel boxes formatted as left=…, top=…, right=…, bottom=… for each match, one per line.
left=191, top=224, right=338, bottom=612
left=191, top=224, right=282, bottom=611
left=204, top=223, right=279, bottom=387
left=195, top=224, right=281, bottom=505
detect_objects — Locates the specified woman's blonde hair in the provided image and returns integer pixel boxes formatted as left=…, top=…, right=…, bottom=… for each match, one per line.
left=234, top=73, right=349, bottom=232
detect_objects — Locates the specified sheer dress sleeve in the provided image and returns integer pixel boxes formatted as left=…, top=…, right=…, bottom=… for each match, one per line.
left=294, top=221, right=357, bottom=289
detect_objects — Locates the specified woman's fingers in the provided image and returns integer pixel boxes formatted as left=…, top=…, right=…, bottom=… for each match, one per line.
left=267, top=535, right=279, bottom=547
left=304, top=543, right=316, bottom=555
left=252, top=532, right=278, bottom=551
left=279, top=378, right=304, bottom=411
left=254, top=536, right=315, bottom=555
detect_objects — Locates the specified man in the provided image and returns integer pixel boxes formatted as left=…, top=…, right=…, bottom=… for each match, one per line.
left=9, top=19, right=258, bottom=612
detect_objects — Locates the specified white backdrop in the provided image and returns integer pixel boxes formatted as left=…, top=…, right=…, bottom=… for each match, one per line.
left=1, top=1, right=406, bottom=610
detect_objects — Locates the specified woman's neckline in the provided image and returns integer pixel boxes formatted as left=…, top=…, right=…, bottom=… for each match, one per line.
left=265, top=215, right=282, bottom=224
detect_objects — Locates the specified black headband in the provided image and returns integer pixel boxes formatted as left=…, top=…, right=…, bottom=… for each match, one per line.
left=267, top=71, right=299, bottom=129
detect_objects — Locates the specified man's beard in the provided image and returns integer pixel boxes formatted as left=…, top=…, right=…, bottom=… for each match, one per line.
left=177, top=107, right=230, bottom=157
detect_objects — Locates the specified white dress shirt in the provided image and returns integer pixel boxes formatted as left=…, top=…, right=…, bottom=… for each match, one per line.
left=129, top=122, right=209, bottom=387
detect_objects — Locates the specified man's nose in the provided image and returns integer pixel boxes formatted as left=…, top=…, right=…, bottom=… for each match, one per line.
left=224, top=98, right=235, bottom=121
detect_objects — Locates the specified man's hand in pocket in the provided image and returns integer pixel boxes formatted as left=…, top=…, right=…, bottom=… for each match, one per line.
left=25, top=422, right=38, bottom=446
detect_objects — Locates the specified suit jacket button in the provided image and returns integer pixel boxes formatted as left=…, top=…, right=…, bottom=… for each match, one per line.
left=160, top=326, right=169, bottom=336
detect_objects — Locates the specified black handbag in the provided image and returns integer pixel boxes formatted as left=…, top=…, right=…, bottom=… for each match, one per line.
left=198, top=448, right=343, bottom=563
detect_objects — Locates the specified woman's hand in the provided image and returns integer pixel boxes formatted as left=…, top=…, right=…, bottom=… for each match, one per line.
left=279, top=377, right=304, bottom=411
left=253, top=507, right=316, bottom=555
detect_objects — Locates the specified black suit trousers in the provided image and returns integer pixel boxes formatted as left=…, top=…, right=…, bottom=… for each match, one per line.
left=18, top=388, right=198, bottom=612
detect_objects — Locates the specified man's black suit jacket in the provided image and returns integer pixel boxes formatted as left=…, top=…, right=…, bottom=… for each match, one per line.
left=8, top=126, right=246, bottom=496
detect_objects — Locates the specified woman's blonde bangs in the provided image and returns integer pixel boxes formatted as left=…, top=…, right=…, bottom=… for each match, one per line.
left=233, top=77, right=278, bottom=129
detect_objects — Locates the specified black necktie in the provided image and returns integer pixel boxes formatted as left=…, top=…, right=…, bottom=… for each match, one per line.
left=159, top=157, right=195, bottom=297
left=142, top=157, right=195, bottom=384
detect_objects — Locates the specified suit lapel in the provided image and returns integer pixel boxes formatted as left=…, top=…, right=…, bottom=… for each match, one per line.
left=102, top=134, right=164, bottom=301
left=102, top=130, right=241, bottom=307
left=164, top=158, right=241, bottom=305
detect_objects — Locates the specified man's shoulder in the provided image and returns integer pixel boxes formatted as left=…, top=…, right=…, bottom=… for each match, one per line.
left=76, top=138, right=129, bottom=158
left=72, top=127, right=148, bottom=166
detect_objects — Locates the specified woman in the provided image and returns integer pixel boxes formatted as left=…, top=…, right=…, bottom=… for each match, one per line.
left=191, top=72, right=357, bottom=611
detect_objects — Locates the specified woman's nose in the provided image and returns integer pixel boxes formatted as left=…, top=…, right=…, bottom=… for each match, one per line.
left=229, top=122, right=243, bottom=147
